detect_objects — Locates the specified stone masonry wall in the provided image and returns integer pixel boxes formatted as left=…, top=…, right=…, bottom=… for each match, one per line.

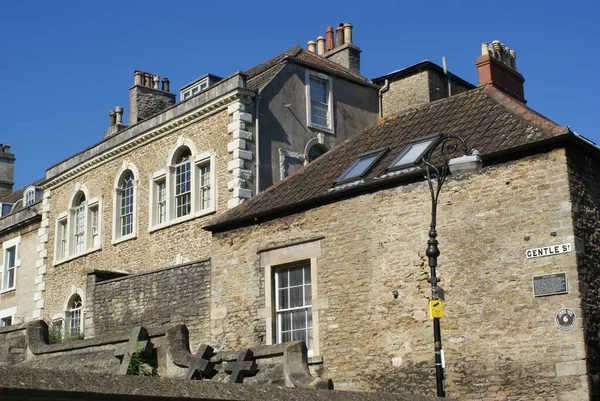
left=90, top=260, right=211, bottom=343
left=567, top=145, right=600, bottom=396
left=381, top=71, right=431, bottom=117
left=209, top=149, right=589, bottom=400
left=44, top=107, right=233, bottom=326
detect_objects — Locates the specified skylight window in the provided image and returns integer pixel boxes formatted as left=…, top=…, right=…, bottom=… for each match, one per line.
left=388, top=136, right=437, bottom=171
left=336, top=148, right=387, bottom=185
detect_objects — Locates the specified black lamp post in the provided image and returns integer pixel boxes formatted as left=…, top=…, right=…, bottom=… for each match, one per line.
left=420, top=134, right=481, bottom=398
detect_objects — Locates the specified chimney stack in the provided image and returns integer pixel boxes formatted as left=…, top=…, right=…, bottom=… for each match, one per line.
left=104, top=106, right=127, bottom=139
left=0, top=144, right=15, bottom=198
left=476, top=40, right=525, bottom=103
left=308, top=22, right=360, bottom=74
left=129, top=70, right=176, bottom=125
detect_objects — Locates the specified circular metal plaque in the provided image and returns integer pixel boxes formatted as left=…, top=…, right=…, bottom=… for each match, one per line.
left=556, top=308, right=576, bottom=331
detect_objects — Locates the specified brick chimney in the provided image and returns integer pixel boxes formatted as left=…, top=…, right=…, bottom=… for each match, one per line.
left=309, top=23, right=362, bottom=74
left=0, top=144, right=15, bottom=198
left=476, top=40, right=525, bottom=103
left=129, top=70, right=176, bottom=125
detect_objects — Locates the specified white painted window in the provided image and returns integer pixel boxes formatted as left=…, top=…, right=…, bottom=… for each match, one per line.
left=149, top=142, right=216, bottom=232
left=66, top=294, right=82, bottom=338
left=275, top=262, right=313, bottom=353
left=0, top=307, right=16, bottom=327
left=113, top=166, right=138, bottom=244
left=175, top=148, right=192, bottom=218
left=73, top=194, right=86, bottom=254
left=157, top=179, right=167, bottom=224
left=199, top=161, right=211, bottom=211
left=261, top=240, right=324, bottom=357
left=1, top=246, right=17, bottom=291
left=54, top=189, right=102, bottom=264
left=306, top=71, right=333, bottom=131
left=57, top=217, right=68, bottom=260
left=24, top=188, right=35, bottom=206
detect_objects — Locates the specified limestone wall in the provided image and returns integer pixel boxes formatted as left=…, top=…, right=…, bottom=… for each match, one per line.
left=43, top=107, right=234, bottom=325
left=567, top=145, right=600, bottom=396
left=209, top=149, right=589, bottom=400
left=89, top=260, right=211, bottom=343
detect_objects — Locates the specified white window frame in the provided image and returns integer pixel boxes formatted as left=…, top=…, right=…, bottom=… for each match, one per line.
left=112, top=163, right=139, bottom=245
left=1, top=237, right=21, bottom=293
left=62, top=288, right=84, bottom=339
left=149, top=140, right=216, bottom=232
left=0, top=306, right=17, bottom=327
left=54, top=187, right=102, bottom=266
left=305, top=70, right=334, bottom=133
left=260, top=239, right=325, bottom=357
left=23, top=187, right=36, bottom=207
left=274, top=262, right=313, bottom=353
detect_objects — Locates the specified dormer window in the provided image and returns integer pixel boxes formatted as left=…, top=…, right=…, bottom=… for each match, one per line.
left=0, top=203, right=14, bottom=217
left=387, top=136, right=437, bottom=172
left=24, top=188, right=35, bottom=206
left=336, top=148, right=387, bottom=185
left=180, top=74, right=223, bottom=101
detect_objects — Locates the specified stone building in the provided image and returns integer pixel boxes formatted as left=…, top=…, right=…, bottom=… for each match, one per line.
left=202, top=42, right=600, bottom=399
left=36, top=24, right=381, bottom=338
left=0, top=144, right=44, bottom=325
left=1, top=33, right=597, bottom=400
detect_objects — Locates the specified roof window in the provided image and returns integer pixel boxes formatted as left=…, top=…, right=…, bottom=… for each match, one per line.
left=336, top=148, right=387, bottom=185
left=387, top=135, right=437, bottom=171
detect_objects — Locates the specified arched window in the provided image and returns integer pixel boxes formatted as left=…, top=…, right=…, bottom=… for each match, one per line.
left=66, top=294, right=83, bottom=338
left=307, top=144, right=328, bottom=162
left=54, top=187, right=101, bottom=263
left=174, top=147, right=192, bottom=218
left=73, top=193, right=86, bottom=254
left=120, top=173, right=134, bottom=236
left=24, top=188, right=36, bottom=206
left=149, top=141, right=215, bottom=229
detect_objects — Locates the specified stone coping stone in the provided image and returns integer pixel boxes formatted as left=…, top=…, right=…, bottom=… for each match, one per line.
left=27, top=320, right=168, bottom=355
left=0, top=367, right=452, bottom=401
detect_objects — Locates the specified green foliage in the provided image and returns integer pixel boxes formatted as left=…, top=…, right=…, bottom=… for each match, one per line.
left=127, top=342, right=153, bottom=376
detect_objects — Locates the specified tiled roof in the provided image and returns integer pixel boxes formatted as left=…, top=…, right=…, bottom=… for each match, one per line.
left=206, top=85, right=570, bottom=231
left=245, top=46, right=366, bottom=92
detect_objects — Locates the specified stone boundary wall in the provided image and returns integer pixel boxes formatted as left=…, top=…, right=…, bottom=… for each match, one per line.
left=0, top=323, right=27, bottom=366
left=89, top=259, right=211, bottom=340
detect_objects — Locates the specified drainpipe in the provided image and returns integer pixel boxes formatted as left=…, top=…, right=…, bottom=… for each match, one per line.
left=378, top=79, right=390, bottom=118
left=255, top=95, right=261, bottom=194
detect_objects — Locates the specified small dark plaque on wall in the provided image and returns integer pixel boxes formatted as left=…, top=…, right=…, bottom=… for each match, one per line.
left=533, top=273, right=568, bottom=297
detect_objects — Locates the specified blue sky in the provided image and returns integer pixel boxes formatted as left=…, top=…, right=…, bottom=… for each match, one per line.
left=1, top=0, right=597, bottom=190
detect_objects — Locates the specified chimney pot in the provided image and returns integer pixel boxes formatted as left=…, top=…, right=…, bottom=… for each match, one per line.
left=115, top=106, right=123, bottom=124
left=134, top=71, right=143, bottom=86
left=336, top=24, right=345, bottom=47
left=326, top=26, right=334, bottom=51
left=343, top=23, right=353, bottom=44
left=152, top=75, right=160, bottom=90
left=307, top=40, right=316, bottom=53
left=144, top=73, right=152, bottom=87
left=162, top=78, right=170, bottom=92
left=509, top=50, right=517, bottom=70
left=317, top=36, right=326, bottom=55
left=109, top=110, right=116, bottom=126
left=481, top=42, right=489, bottom=56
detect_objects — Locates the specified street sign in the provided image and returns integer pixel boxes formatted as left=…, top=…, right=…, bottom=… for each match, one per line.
left=526, top=243, right=571, bottom=259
